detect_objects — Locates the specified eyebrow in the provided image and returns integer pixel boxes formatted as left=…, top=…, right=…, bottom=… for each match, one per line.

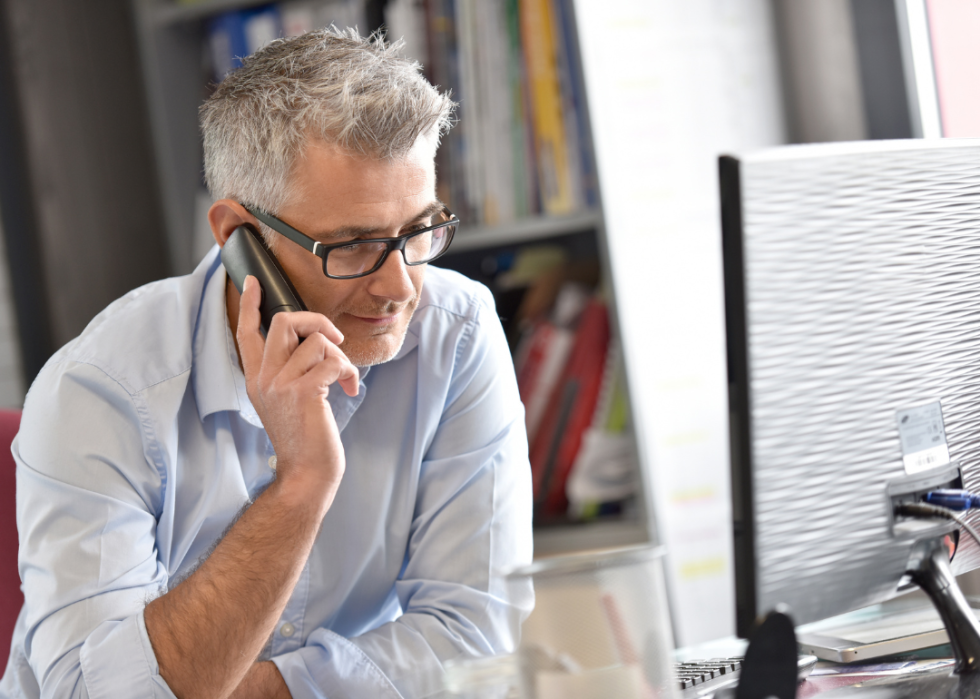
left=315, top=200, right=446, bottom=242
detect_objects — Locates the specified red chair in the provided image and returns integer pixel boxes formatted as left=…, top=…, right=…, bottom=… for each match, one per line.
left=0, top=410, right=21, bottom=666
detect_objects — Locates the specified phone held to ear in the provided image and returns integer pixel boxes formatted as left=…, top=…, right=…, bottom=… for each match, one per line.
left=221, top=224, right=307, bottom=335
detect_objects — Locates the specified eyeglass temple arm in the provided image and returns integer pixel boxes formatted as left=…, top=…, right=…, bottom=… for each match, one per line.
left=246, top=207, right=320, bottom=255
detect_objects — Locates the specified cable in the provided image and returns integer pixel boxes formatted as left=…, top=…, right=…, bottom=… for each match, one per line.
left=896, top=501, right=980, bottom=550
left=923, top=489, right=980, bottom=511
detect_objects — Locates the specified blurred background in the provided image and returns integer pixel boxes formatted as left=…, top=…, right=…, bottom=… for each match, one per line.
left=0, top=0, right=977, bottom=645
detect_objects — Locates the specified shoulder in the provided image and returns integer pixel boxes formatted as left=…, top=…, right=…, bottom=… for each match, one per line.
left=404, top=269, right=525, bottom=460
left=404, top=265, right=503, bottom=368
left=414, top=265, right=497, bottom=329
left=406, top=266, right=511, bottom=390
left=36, top=255, right=219, bottom=398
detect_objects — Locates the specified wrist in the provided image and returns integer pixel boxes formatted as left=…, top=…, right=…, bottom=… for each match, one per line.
left=232, top=662, right=291, bottom=699
left=267, top=467, right=338, bottom=521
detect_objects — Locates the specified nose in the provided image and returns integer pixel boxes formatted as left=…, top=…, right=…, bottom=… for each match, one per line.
left=366, top=247, right=416, bottom=304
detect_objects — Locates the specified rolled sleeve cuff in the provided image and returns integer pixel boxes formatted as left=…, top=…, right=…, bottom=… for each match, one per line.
left=272, top=629, right=402, bottom=699
left=77, top=611, right=177, bottom=699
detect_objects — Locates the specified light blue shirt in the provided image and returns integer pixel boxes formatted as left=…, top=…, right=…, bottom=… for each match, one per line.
left=1, top=247, right=533, bottom=699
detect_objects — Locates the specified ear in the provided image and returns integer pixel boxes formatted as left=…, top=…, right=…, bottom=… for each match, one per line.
left=209, top=199, right=260, bottom=247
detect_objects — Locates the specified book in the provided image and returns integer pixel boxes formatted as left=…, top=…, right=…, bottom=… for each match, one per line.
left=208, top=6, right=282, bottom=83
left=424, top=0, right=470, bottom=219
left=280, top=0, right=366, bottom=37
left=406, top=0, right=587, bottom=223
left=529, top=299, right=610, bottom=517
left=385, top=0, right=428, bottom=65
left=506, top=0, right=536, bottom=218
left=453, top=0, right=485, bottom=222
left=566, top=339, right=640, bottom=519
left=519, top=0, right=575, bottom=215
left=551, top=0, right=595, bottom=208
left=516, top=321, right=574, bottom=442
left=281, top=1, right=318, bottom=37
left=473, top=0, right=518, bottom=225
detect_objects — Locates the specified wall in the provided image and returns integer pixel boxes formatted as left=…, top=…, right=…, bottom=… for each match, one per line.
left=0, top=0, right=171, bottom=367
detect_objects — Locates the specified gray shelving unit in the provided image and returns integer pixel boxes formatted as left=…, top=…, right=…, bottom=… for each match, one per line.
left=128, top=0, right=650, bottom=558
left=132, top=0, right=216, bottom=274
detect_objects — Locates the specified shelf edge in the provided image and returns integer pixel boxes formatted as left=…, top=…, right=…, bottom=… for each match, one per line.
left=533, top=518, right=650, bottom=559
left=449, top=210, right=602, bottom=253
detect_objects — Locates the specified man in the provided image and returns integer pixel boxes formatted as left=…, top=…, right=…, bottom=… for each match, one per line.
left=1, top=28, right=532, bottom=699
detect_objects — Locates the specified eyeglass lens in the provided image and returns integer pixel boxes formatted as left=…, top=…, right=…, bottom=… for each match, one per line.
left=325, top=212, right=456, bottom=278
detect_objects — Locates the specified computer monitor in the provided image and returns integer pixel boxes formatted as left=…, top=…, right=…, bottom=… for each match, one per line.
left=720, top=139, right=980, bottom=685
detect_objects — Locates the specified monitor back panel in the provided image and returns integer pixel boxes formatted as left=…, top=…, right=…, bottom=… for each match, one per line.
left=724, top=139, right=980, bottom=631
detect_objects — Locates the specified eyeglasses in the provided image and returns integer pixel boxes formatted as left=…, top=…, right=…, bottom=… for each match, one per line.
left=245, top=205, right=458, bottom=280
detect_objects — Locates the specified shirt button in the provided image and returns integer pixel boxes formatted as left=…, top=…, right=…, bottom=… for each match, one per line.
left=280, top=622, right=295, bottom=637
left=268, top=455, right=277, bottom=470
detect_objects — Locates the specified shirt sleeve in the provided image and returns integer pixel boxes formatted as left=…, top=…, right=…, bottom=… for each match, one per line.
left=15, top=360, right=177, bottom=699
left=272, top=288, right=535, bottom=699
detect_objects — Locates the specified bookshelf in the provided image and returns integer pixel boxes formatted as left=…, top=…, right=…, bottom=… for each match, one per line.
left=129, top=0, right=650, bottom=557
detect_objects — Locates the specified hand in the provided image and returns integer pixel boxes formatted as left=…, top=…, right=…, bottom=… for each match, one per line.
left=237, top=275, right=359, bottom=508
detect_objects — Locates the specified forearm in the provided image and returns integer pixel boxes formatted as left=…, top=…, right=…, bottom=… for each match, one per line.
left=273, top=587, right=530, bottom=699
left=230, top=662, right=292, bottom=699
left=141, top=276, right=354, bottom=699
left=145, top=477, right=327, bottom=699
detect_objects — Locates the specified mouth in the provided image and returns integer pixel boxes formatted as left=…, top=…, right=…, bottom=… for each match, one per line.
left=349, top=312, right=399, bottom=327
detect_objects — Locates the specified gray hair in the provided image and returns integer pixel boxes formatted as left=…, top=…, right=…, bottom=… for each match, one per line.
left=201, top=27, right=455, bottom=238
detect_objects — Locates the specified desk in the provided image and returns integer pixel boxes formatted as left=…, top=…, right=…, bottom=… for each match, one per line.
left=799, top=658, right=955, bottom=697
left=676, top=630, right=957, bottom=697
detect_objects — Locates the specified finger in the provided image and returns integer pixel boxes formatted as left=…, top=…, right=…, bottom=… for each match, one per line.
left=274, top=311, right=344, bottom=345
left=297, top=348, right=360, bottom=398
left=277, top=332, right=360, bottom=396
left=276, top=332, right=333, bottom=383
left=263, top=312, right=345, bottom=369
left=336, top=360, right=360, bottom=397
left=237, top=276, right=266, bottom=378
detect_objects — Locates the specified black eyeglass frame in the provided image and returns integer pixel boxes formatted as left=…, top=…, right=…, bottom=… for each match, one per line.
left=245, top=205, right=459, bottom=280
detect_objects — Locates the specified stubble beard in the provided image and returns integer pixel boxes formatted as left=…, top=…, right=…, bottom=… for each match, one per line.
left=336, top=294, right=420, bottom=368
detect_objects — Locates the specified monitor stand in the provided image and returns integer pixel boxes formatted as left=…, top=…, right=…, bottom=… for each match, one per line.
left=822, top=538, right=980, bottom=698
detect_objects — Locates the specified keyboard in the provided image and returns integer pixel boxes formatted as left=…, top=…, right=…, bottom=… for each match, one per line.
left=676, top=654, right=818, bottom=697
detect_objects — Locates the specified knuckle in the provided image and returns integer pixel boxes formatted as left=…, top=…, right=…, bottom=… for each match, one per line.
left=258, top=368, right=278, bottom=391
left=298, top=334, right=329, bottom=362
left=268, top=313, right=285, bottom=333
left=310, top=332, right=329, bottom=351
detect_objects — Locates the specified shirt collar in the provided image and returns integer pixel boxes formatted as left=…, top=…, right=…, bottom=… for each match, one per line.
left=390, top=291, right=423, bottom=362
left=392, top=323, right=419, bottom=362
left=192, top=249, right=248, bottom=422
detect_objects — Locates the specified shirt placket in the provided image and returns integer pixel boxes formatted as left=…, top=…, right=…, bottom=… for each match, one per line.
left=271, top=557, right=311, bottom=655
left=251, top=362, right=369, bottom=658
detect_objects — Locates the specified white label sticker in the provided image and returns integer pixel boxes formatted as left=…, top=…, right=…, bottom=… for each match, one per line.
left=896, top=401, right=950, bottom=474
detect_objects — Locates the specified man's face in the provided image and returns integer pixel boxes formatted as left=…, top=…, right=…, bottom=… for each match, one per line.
left=269, top=137, right=437, bottom=367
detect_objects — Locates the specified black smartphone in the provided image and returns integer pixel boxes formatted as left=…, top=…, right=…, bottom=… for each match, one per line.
left=221, top=224, right=307, bottom=335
